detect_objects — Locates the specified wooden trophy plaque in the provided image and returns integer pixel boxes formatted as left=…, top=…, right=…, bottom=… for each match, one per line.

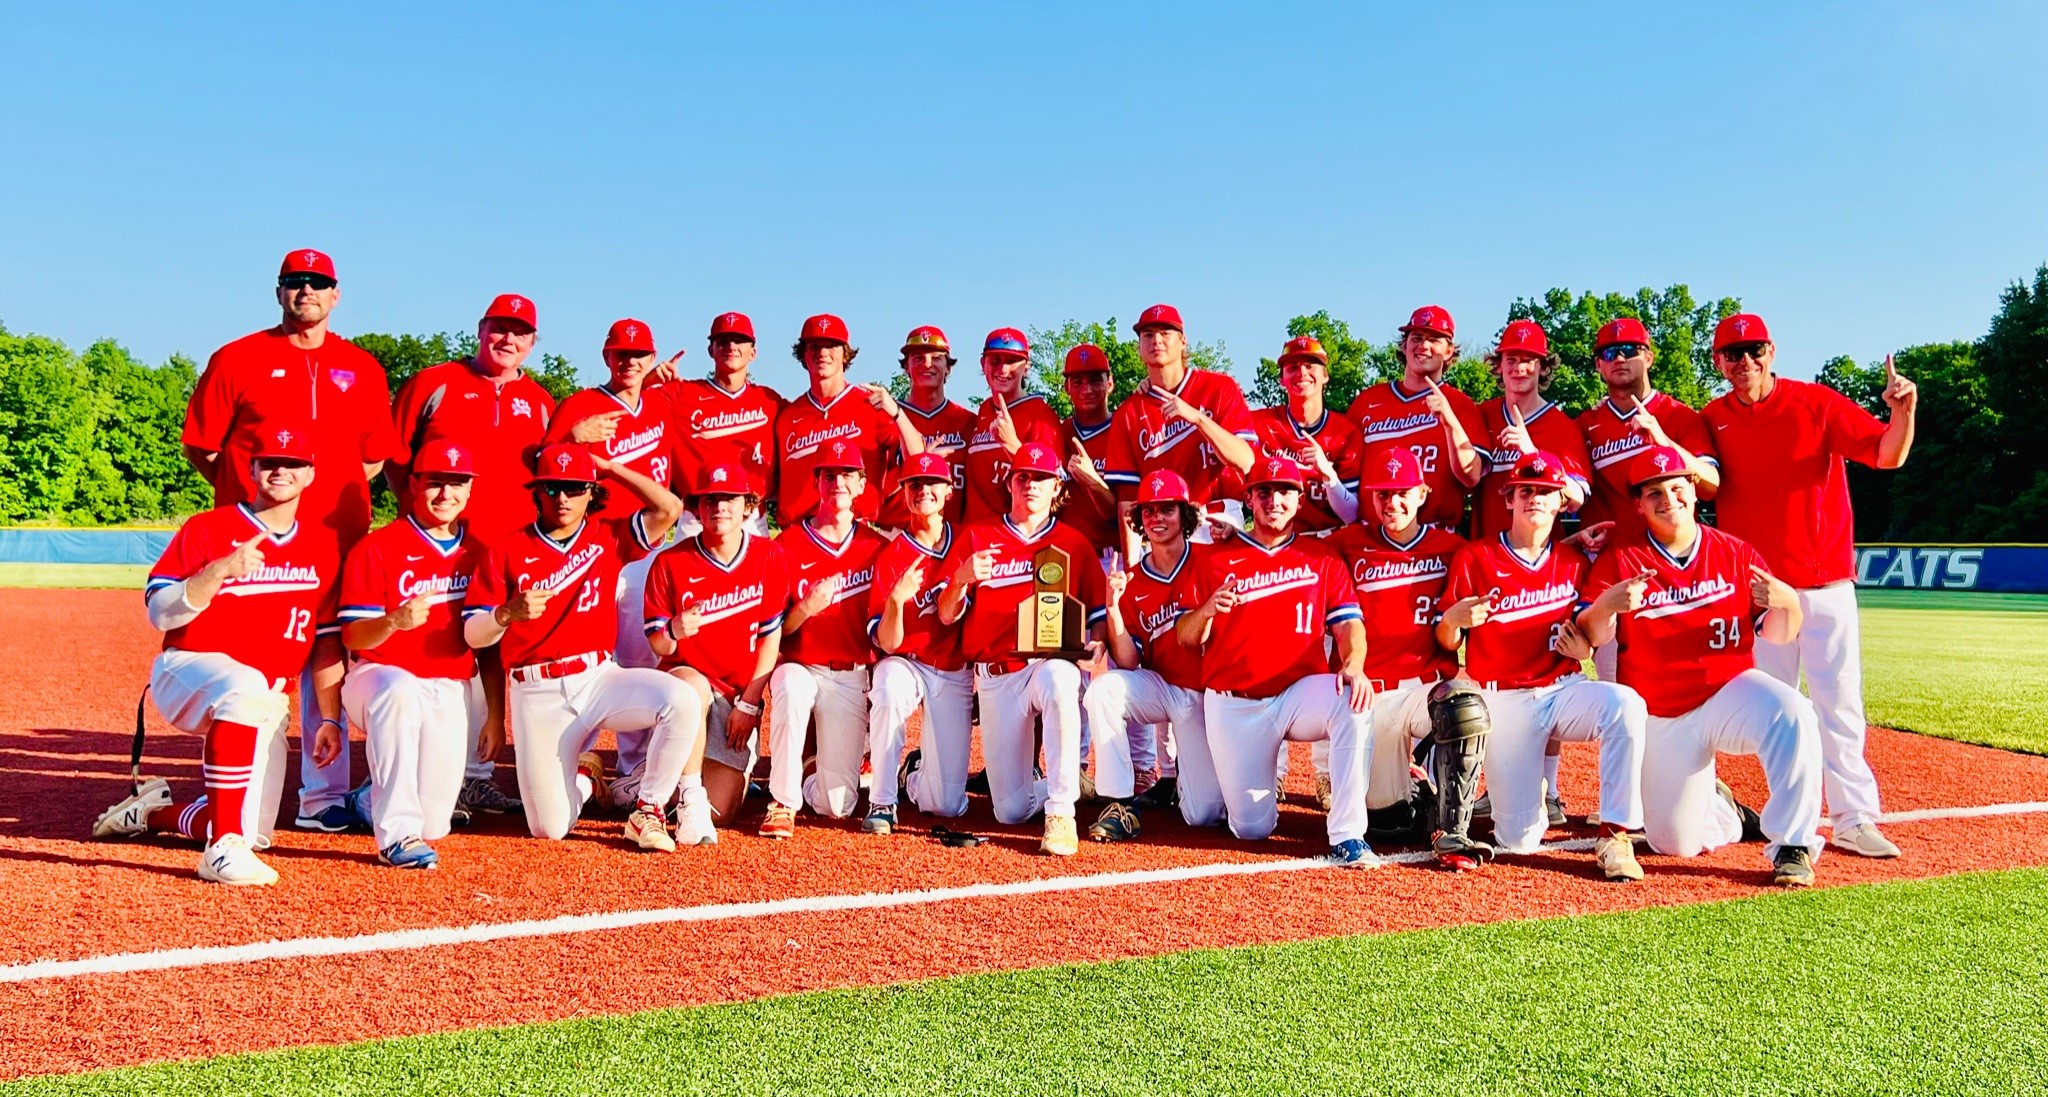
left=1012, top=544, right=1092, bottom=661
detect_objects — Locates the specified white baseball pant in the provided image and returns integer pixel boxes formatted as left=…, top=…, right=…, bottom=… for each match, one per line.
left=295, top=660, right=350, bottom=815
left=340, top=663, right=470, bottom=850
left=1593, top=639, right=1617, bottom=684
left=508, top=658, right=703, bottom=839
left=1201, top=676, right=1370, bottom=844
left=149, top=649, right=290, bottom=845
left=974, top=660, right=1082, bottom=824
left=868, top=656, right=973, bottom=814
left=1752, top=580, right=1882, bottom=829
left=1366, top=678, right=1437, bottom=810
left=607, top=539, right=677, bottom=781
left=1643, top=668, right=1825, bottom=866
left=1081, top=669, right=1214, bottom=825
left=768, top=663, right=872, bottom=818
left=1478, top=674, right=1646, bottom=854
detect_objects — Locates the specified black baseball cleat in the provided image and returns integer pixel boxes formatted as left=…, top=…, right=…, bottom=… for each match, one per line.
left=1087, top=802, right=1142, bottom=842
left=1772, top=845, right=1816, bottom=888
left=1716, top=779, right=1767, bottom=843
left=1131, top=776, right=1178, bottom=812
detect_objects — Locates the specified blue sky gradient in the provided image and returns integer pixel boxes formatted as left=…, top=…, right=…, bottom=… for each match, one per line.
left=4, top=2, right=2045, bottom=393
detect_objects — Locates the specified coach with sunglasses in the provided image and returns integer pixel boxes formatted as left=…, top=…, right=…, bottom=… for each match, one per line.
left=1701, top=312, right=1918, bottom=860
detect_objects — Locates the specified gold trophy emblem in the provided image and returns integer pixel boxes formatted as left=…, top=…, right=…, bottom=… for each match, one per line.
left=1014, top=545, right=1090, bottom=660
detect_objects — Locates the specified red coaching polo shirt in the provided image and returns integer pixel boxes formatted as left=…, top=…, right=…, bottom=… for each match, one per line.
left=392, top=361, right=557, bottom=547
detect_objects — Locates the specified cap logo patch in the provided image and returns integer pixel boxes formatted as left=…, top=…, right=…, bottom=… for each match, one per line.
left=302, top=251, right=318, bottom=267
left=625, top=325, right=638, bottom=340
left=445, top=446, right=461, bottom=463
left=1529, top=458, right=1548, bottom=474
left=555, top=452, right=572, bottom=472
left=1654, top=452, right=1672, bottom=471
left=276, top=430, right=292, bottom=446
left=712, top=467, right=729, bottom=483
left=1733, top=318, right=1749, bottom=336
left=1386, top=456, right=1402, bottom=475
left=510, top=297, right=524, bottom=311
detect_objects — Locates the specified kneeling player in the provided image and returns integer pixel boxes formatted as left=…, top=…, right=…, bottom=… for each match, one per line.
left=1576, top=447, right=1824, bottom=887
left=1173, top=456, right=1379, bottom=867
left=94, top=423, right=343, bottom=885
left=463, top=445, right=707, bottom=850
left=1437, top=451, right=1648, bottom=881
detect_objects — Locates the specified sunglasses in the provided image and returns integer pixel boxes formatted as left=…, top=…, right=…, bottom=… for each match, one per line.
left=1718, top=342, right=1769, bottom=362
left=1597, top=343, right=1646, bottom=362
left=278, top=273, right=337, bottom=291
left=539, top=483, right=593, bottom=498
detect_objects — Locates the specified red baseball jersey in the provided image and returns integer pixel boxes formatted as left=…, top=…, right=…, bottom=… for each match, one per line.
left=667, top=376, right=783, bottom=500
left=1583, top=526, right=1773, bottom=718
left=146, top=504, right=341, bottom=684
left=1061, top=416, right=1120, bottom=552
left=948, top=517, right=1108, bottom=665
left=1178, top=530, right=1361, bottom=699
left=962, top=394, right=1065, bottom=524
left=183, top=328, right=398, bottom=550
left=1471, top=399, right=1593, bottom=540
left=1248, top=407, right=1366, bottom=533
left=464, top=515, right=654, bottom=670
left=1576, top=393, right=1718, bottom=543
left=1702, top=378, right=1888, bottom=589
left=336, top=516, right=485, bottom=680
left=1103, top=369, right=1258, bottom=505
left=1120, top=544, right=1205, bottom=692
left=1328, top=522, right=1467, bottom=685
left=773, top=386, right=903, bottom=523
left=544, top=386, right=683, bottom=522
left=877, top=398, right=974, bottom=528
left=867, top=524, right=966, bottom=672
left=1441, top=534, right=1590, bottom=690
left=776, top=521, right=888, bottom=668
left=392, top=361, right=557, bottom=547
left=1344, top=379, right=1486, bottom=530
left=643, top=532, right=789, bottom=698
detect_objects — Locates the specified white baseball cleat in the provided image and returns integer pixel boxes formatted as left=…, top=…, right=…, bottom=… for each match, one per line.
left=197, top=832, right=279, bottom=886
left=92, top=778, right=172, bottom=839
left=674, top=788, right=718, bottom=846
left=1831, top=823, right=1901, bottom=858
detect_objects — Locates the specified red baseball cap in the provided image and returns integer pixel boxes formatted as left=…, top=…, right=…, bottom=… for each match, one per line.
left=983, top=327, right=1030, bottom=360
left=1714, top=313, right=1771, bottom=351
left=1278, top=335, right=1328, bottom=366
left=1628, top=445, right=1694, bottom=488
left=1498, top=319, right=1549, bottom=358
left=483, top=294, right=538, bottom=331
left=710, top=312, right=756, bottom=341
left=1594, top=316, right=1650, bottom=351
left=1134, top=304, right=1184, bottom=333
left=1399, top=305, right=1454, bottom=338
left=527, top=444, right=598, bottom=486
left=1502, top=450, right=1568, bottom=492
left=1064, top=343, right=1111, bottom=375
left=691, top=462, right=752, bottom=496
left=1246, top=454, right=1306, bottom=491
left=800, top=314, right=850, bottom=345
left=1135, top=469, right=1192, bottom=504
left=605, top=318, right=656, bottom=354
left=901, top=325, right=951, bottom=355
left=1359, top=447, right=1426, bottom=492
left=899, top=451, right=953, bottom=485
left=1009, top=441, right=1062, bottom=477
left=812, top=439, right=865, bottom=472
left=279, top=249, right=336, bottom=280
left=413, top=441, right=477, bottom=478
left=246, top=420, right=317, bottom=464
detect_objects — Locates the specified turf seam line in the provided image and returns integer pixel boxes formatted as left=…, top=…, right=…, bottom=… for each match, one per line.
left=7, top=800, right=2042, bottom=985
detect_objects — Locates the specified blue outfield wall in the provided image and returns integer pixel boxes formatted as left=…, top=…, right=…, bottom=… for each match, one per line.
left=0, top=527, right=174, bottom=565
left=1852, top=544, right=2048, bottom=593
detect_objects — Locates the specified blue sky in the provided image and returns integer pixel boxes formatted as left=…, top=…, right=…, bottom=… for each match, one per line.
left=4, top=2, right=2045, bottom=393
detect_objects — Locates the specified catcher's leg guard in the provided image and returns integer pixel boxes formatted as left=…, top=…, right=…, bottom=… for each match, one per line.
left=1428, top=680, right=1494, bottom=868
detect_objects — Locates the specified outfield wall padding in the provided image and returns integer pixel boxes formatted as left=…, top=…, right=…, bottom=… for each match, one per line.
left=0, top=528, right=174, bottom=565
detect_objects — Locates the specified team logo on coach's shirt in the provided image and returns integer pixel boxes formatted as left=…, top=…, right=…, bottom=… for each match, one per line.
left=329, top=368, right=355, bottom=392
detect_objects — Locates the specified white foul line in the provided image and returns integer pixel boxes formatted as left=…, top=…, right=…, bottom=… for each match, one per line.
left=4, top=800, right=2044, bottom=986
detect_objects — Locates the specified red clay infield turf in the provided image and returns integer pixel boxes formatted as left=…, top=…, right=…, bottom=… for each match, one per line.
left=2, top=588, right=2045, bottom=1078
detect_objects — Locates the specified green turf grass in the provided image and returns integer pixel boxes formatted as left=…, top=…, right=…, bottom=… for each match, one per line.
left=1857, top=590, right=2048, bottom=754
left=12, top=867, right=2046, bottom=1096
left=0, top=563, right=148, bottom=589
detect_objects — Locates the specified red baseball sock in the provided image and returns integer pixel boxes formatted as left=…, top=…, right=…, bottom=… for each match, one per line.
left=146, top=797, right=211, bottom=839
left=203, top=720, right=260, bottom=838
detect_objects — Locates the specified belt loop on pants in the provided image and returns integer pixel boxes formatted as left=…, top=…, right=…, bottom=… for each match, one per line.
left=508, top=650, right=610, bottom=684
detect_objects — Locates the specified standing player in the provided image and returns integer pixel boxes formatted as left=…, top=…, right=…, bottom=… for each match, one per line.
left=180, top=249, right=398, bottom=834
left=1471, top=320, right=1591, bottom=540
left=1342, top=306, right=1485, bottom=531
left=1702, top=313, right=1918, bottom=858
left=1577, top=446, right=1825, bottom=887
left=1060, top=343, right=1123, bottom=557
left=962, top=328, right=1066, bottom=524
left=643, top=462, right=789, bottom=834
left=544, top=319, right=688, bottom=521
left=461, top=444, right=706, bottom=849
left=1249, top=336, right=1364, bottom=533
left=866, top=452, right=971, bottom=831
left=1171, top=455, right=1378, bottom=867
left=762, top=444, right=889, bottom=838
left=937, top=441, right=1108, bottom=856
left=773, top=314, right=926, bottom=524
left=1436, top=451, right=1647, bottom=881
left=94, top=424, right=344, bottom=885
left=1082, top=470, right=1211, bottom=841
left=336, top=442, right=485, bottom=869
left=878, top=326, right=975, bottom=529
left=665, top=311, right=783, bottom=526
